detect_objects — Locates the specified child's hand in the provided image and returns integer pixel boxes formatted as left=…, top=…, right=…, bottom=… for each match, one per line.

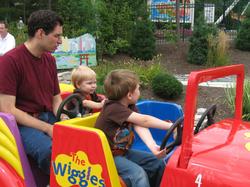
left=166, top=120, right=177, bottom=140
left=100, top=99, right=106, bottom=107
left=173, top=127, right=177, bottom=140
left=60, top=114, right=69, bottom=121
left=151, top=145, right=166, bottom=159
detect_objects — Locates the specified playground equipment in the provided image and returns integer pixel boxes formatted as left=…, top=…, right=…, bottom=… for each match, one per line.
left=0, top=64, right=250, bottom=186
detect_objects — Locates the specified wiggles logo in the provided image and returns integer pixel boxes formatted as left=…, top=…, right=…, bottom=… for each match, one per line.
left=52, top=151, right=105, bottom=187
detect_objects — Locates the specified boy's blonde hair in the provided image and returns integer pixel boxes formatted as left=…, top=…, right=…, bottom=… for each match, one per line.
left=71, top=65, right=96, bottom=88
left=104, top=69, right=139, bottom=100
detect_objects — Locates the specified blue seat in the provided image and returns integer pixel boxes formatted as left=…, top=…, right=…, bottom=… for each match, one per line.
left=132, top=100, right=183, bottom=152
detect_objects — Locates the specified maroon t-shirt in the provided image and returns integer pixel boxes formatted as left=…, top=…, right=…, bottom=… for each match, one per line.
left=0, top=44, right=60, bottom=113
left=95, top=100, right=137, bottom=150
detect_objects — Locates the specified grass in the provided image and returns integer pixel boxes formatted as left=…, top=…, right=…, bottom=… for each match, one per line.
left=207, top=31, right=231, bottom=67
left=225, top=79, right=250, bottom=121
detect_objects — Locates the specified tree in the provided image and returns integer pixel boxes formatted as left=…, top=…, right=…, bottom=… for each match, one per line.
left=188, top=16, right=217, bottom=65
left=130, top=17, right=156, bottom=60
left=235, top=7, right=250, bottom=51
left=56, top=0, right=96, bottom=37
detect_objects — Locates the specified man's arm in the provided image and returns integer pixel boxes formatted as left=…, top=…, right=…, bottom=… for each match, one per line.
left=0, top=94, right=53, bottom=137
left=52, top=94, right=62, bottom=117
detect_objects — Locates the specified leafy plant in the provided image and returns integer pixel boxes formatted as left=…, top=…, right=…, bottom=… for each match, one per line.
left=187, top=16, right=217, bottom=65
left=56, top=0, right=96, bottom=38
left=92, top=56, right=164, bottom=94
left=235, top=7, right=250, bottom=51
left=8, top=22, right=27, bottom=45
left=225, top=79, right=250, bottom=121
left=162, top=21, right=177, bottom=43
left=152, top=72, right=183, bottom=99
left=130, top=17, right=156, bottom=60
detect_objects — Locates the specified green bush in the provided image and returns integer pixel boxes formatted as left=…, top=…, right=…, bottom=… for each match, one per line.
left=152, top=73, right=183, bottom=99
left=130, top=17, right=156, bottom=60
left=225, top=79, right=250, bottom=121
left=8, top=22, right=27, bottom=45
left=235, top=8, right=250, bottom=51
left=92, top=56, right=164, bottom=94
left=56, top=0, right=96, bottom=38
left=187, top=16, right=217, bottom=65
left=163, top=21, right=178, bottom=43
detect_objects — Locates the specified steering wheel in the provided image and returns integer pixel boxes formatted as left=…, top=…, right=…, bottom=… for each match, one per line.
left=160, top=116, right=183, bottom=153
left=194, top=104, right=217, bottom=134
left=56, top=94, right=85, bottom=121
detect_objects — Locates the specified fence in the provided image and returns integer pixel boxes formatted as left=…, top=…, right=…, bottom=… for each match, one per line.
left=149, top=0, right=249, bottom=44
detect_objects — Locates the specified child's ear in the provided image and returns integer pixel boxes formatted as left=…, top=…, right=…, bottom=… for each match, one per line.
left=127, top=92, right=133, bottom=100
left=75, top=81, right=81, bottom=89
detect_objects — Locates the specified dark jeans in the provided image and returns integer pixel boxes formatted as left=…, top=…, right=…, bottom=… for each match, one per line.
left=19, top=111, right=56, bottom=175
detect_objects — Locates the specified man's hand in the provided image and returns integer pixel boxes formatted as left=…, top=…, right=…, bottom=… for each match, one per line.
left=43, top=123, right=53, bottom=137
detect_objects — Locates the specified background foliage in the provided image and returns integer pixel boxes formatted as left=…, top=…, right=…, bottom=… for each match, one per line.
left=152, top=72, right=183, bottom=99
left=225, top=79, right=250, bottom=121
left=235, top=7, right=250, bottom=51
left=0, top=0, right=156, bottom=60
left=1, top=0, right=250, bottom=59
left=187, top=16, right=217, bottom=65
left=91, top=56, right=165, bottom=94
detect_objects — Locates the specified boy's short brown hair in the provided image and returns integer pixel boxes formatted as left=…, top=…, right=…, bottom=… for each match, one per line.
left=71, top=65, right=96, bottom=88
left=104, top=69, right=139, bottom=100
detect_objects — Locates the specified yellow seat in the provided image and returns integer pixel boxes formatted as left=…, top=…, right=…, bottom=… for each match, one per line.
left=59, top=83, right=74, bottom=93
left=50, top=113, right=123, bottom=187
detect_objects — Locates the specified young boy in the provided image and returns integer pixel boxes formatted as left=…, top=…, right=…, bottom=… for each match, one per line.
left=95, top=69, right=173, bottom=187
left=70, top=65, right=105, bottom=114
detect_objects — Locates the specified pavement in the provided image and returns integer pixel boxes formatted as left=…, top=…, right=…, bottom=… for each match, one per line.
left=175, top=74, right=235, bottom=88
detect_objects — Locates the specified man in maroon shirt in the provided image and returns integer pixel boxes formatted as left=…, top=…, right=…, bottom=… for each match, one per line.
left=0, top=10, right=63, bottom=175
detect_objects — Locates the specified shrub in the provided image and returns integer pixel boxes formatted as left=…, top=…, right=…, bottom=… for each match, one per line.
left=225, top=79, right=250, bottom=121
left=92, top=56, right=165, bottom=94
left=8, top=22, right=27, bottom=45
left=235, top=7, right=250, bottom=51
left=130, top=17, right=156, bottom=60
left=152, top=73, right=183, bottom=99
left=56, top=0, right=95, bottom=38
left=187, top=16, right=217, bottom=65
left=163, top=21, right=178, bottom=43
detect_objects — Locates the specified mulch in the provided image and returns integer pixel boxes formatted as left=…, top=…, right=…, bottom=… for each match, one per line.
left=142, top=42, right=250, bottom=120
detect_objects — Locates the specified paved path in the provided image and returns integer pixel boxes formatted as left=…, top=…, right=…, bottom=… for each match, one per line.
left=175, top=74, right=235, bottom=88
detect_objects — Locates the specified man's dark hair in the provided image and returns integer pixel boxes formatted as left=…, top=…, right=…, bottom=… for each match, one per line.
left=27, top=10, right=63, bottom=37
left=0, top=20, right=8, bottom=28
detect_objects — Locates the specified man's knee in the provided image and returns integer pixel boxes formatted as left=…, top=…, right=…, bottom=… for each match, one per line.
left=37, top=146, right=52, bottom=175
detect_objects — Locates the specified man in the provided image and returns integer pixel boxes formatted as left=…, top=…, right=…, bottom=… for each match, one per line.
left=0, top=10, right=63, bottom=175
left=0, top=21, right=15, bottom=56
